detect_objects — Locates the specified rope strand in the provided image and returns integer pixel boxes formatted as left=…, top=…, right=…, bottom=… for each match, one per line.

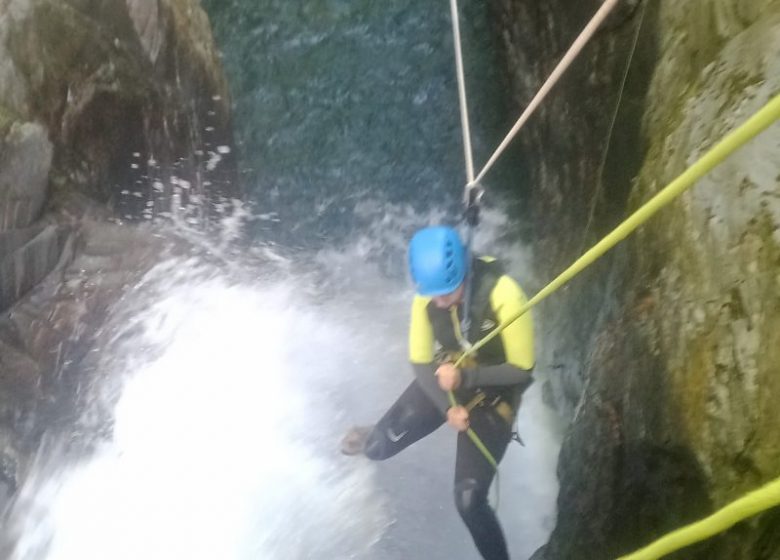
left=449, top=0, right=476, bottom=190
left=474, top=0, right=621, bottom=185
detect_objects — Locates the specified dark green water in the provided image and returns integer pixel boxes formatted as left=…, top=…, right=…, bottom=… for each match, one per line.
left=203, top=0, right=519, bottom=248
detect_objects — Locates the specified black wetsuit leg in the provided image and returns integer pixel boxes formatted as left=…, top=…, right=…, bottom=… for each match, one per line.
left=364, top=380, right=445, bottom=461
left=454, top=405, right=513, bottom=560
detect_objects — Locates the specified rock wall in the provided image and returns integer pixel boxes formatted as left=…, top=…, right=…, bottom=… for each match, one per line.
left=4, top=0, right=238, bottom=214
left=0, top=0, right=236, bottom=510
left=490, top=0, right=780, bottom=558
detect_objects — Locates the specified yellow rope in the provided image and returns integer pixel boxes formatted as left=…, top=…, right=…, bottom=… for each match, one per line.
left=617, top=477, right=780, bottom=560
left=447, top=391, right=498, bottom=469
left=455, top=91, right=780, bottom=369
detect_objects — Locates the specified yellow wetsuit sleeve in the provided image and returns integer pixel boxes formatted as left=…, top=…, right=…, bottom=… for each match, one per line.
left=490, top=275, right=535, bottom=369
left=408, top=295, right=434, bottom=363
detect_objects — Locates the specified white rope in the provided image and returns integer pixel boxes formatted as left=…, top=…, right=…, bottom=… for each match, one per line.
left=448, top=0, right=479, bottom=339
left=448, top=0, right=476, bottom=202
left=473, top=0, right=621, bottom=185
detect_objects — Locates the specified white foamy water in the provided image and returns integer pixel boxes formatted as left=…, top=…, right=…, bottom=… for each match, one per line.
left=6, top=268, right=390, bottom=560
left=4, top=206, right=563, bottom=560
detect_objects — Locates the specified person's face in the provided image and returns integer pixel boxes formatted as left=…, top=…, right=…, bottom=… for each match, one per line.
left=431, top=283, right=465, bottom=309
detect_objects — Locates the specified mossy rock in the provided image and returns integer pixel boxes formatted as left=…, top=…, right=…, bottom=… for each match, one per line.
left=0, top=103, right=21, bottom=138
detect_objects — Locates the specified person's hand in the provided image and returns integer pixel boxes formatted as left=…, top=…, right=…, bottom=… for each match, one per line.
left=446, top=406, right=470, bottom=432
left=436, top=362, right=462, bottom=391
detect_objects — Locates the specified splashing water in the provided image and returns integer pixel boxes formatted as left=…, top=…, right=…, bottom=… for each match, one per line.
left=7, top=268, right=390, bottom=559
left=4, top=204, right=562, bottom=560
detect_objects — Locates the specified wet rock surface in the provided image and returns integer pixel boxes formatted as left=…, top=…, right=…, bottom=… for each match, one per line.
left=0, top=0, right=237, bottom=513
left=492, top=0, right=780, bottom=557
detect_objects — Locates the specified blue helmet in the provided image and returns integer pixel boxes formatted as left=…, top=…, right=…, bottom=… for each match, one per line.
left=408, top=226, right=467, bottom=296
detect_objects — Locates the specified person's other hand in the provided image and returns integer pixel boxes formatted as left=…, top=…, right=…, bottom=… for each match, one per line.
left=446, top=406, right=470, bottom=432
left=436, top=362, right=462, bottom=391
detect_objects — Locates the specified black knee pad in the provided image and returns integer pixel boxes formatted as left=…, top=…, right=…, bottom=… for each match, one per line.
left=395, top=402, right=418, bottom=427
left=454, top=478, right=487, bottom=518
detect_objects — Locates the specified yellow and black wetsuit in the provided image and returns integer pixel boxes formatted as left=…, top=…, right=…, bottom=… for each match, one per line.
left=408, top=256, right=534, bottom=414
left=363, top=257, right=534, bottom=560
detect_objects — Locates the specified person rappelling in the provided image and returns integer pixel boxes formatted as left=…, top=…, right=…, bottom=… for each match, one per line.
left=342, top=221, right=535, bottom=560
